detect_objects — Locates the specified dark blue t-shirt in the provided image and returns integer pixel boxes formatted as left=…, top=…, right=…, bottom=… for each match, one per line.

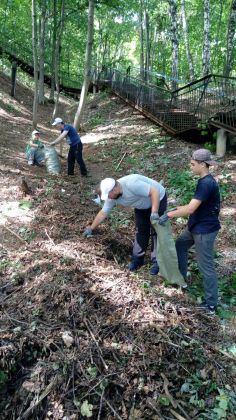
left=188, top=174, right=220, bottom=234
left=62, top=124, right=81, bottom=146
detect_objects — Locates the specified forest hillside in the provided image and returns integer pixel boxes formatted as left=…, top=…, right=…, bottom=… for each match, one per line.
left=0, top=72, right=236, bottom=419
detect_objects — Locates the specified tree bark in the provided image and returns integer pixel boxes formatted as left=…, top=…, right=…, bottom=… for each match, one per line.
left=202, top=0, right=210, bottom=76
left=181, top=0, right=194, bottom=81
left=10, top=61, right=17, bottom=97
left=144, top=10, right=150, bottom=81
left=224, top=0, right=236, bottom=77
left=74, top=0, right=95, bottom=130
left=32, top=0, right=39, bottom=129
left=49, top=0, right=57, bottom=102
left=52, top=0, right=65, bottom=120
left=169, top=0, right=179, bottom=91
left=139, top=0, right=145, bottom=80
left=38, top=0, right=47, bottom=104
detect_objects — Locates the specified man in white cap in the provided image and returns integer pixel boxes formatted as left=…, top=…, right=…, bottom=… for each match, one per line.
left=50, top=118, right=87, bottom=176
left=83, top=174, right=167, bottom=275
left=158, top=149, right=220, bottom=315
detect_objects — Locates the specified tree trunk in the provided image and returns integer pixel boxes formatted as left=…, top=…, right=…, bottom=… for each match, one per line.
left=181, top=0, right=194, bottom=81
left=32, top=0, right=39, bottom=128
left=10, top=61, right=17, bottom=97
left=202, top=0, right=210, bottom=76
left=74, top=0, right=95, bottom=130
left=144, top=10, right=150, bottom=81
left=38, top=0, right=47, bottom=104
left=169, top=0, right=179, bottom=91
left=224, top=0, right=236, bottom=77
left=49, top=0, right=57, bottom=102
left=139, top=0, right=145, bottom=80
left=52, top=0, right=65, bottom=120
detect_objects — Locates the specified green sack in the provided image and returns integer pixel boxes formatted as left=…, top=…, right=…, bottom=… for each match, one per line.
left=151, top=219, right=187, bottom=287
left=44, top=146, right=61, bottom=175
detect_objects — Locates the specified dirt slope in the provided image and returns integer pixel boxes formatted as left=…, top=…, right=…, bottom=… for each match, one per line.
left=0, top=72, right=236, bottom=419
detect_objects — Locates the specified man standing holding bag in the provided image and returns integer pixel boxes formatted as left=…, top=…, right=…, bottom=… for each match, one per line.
left=158, top=149, right=220, bottom=315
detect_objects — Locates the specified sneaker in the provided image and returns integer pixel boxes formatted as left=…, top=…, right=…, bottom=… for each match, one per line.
left=196, top=303, right=216, bottom=315
left=28, top=159, right=34, bottom=165
left=149, top=262, right=159, bottom=275
left=128, top=260, right=144, bottom=272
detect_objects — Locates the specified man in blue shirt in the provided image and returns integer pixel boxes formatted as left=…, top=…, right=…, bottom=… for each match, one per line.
left=158, top=149, right=220, bottom=315
left=51, top=117, right=87, bottom=176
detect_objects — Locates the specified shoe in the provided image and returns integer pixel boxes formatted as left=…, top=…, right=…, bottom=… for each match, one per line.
left=196, top=303, right=216, bottom=315
left=149, top=262, right=159, bottom=275
left=128, top=260, right=144, bottom=272
left=28, top=159, right=34, bottom=165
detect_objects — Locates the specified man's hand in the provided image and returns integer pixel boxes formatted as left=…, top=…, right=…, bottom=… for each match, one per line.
left=83, top=227, right=93, bottom=237
left=158, top=213, right=169, bottom=225
left=150, top=212, right=160, bottom=222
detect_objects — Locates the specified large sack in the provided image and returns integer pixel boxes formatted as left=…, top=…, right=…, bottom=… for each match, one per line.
left=44, top=146, right=61, bottom=175
left=151, top=219, right=187, bottom=287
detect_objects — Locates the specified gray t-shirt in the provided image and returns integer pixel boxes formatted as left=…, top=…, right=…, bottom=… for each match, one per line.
left=102, top=174, right=166, bottom=215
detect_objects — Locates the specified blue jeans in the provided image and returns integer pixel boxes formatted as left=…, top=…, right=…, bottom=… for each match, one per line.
left=68, top=142, right=87, bottom=176
left=176, top=228, right=219, bottom=307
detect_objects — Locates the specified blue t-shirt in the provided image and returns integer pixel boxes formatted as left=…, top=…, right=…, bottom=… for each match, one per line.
left=62, top=124, right=81, bottom=146
left=188, top=174, right=220, bottom=234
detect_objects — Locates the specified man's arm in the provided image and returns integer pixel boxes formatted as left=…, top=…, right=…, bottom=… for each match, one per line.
left=88, top=210, right=108, bottom=231
left=51, top=130, right=68, bottom=146
left=167, top=199, right=202, bottom=218
left=149, top=187, right=160, bottom=213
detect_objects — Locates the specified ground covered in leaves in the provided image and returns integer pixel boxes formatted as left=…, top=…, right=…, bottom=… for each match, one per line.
left=0, top=71, right=236, bottom=419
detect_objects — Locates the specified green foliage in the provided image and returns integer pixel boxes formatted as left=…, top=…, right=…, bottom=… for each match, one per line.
left=89, top=114, right=103, bottom=128
left=167, top=169, right=197, bottom=205
left=0, top=370, right=8, bottom=389
left=203, top=142, right=216, bottom=153
left=19, top=200, right=33, bottom=210
left=218, top=178, right=231, bottom=201
left=109, top=207, right=132, bottom=230
left=17, top=226, right=36, bottom=242
left=181, top=374, right=236, bottom=419
left=0, top=258, right=21, bottom=273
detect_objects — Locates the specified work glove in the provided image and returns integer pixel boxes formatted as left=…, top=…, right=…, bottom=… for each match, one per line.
left=150, top=212, right=160, bottom=222
left=158, top=208, right=177, bottom=226
left=83, top=227, right=93, bottom=238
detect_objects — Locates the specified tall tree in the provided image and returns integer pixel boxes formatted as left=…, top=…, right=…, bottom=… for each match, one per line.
left=139, top=0, right=145, bottom=80
left=181, top=0, right=194, bottom=80
left=52, top=0, right=65, bottom=120
left=202, top=0, right=210, bottom=76
left=38, top=0, right=47, bottom=104
left=32, top=0, right=39, bottom=128
left=169, top=0, right=179, bottom=90
left=74, top=0, right=95, bottom=129
left=224, top=0, right=236, bottom=77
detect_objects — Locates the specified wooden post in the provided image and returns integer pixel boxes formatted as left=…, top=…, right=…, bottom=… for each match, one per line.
left=216, top=128, right=227, bottom=157
left=11, top=61, right=17, bottom=97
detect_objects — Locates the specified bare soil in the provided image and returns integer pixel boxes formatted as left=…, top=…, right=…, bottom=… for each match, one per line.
left=0, top=71, right=236, bottom=419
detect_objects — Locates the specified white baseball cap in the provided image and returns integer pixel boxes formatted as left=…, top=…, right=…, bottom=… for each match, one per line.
left=100, top=178, right=116, bottom=200
left=32, top=129, right=40, bottom=135
left=52, top=117, right=63, bottom=126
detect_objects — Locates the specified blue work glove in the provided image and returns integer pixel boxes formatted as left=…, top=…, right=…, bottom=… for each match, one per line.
left=158, top=208, right=177, bottom=226
left=150, top=212, right=160, bottom=222
left=158, top=213, right=169, bottom=226
left=83, top=227, right=93, bottom=237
